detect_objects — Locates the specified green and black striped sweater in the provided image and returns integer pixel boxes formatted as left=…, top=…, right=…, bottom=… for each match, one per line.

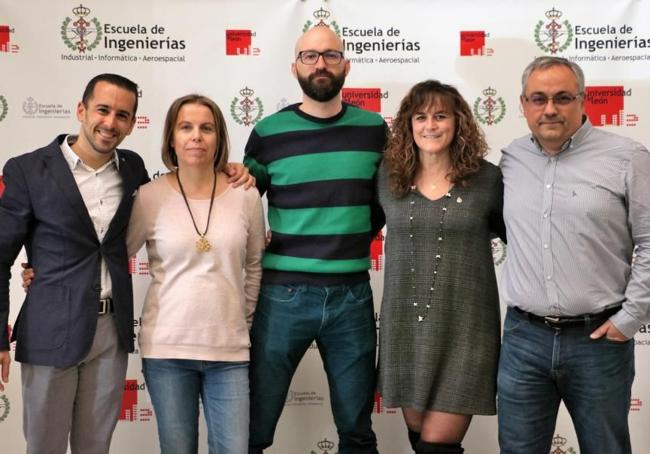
left=244, top=103, right=387, bottom=285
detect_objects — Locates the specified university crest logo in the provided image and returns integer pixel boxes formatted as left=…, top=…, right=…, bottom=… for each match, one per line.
left=310, top=438, right=336, bottom=454
left=0, top=394, right=10, bottom=423
left=303, top=7, right=340, bottom=35
left=22, top=97, right=39, bottom=116
left=550, top=433, right=577, bottom=454
left=0, top=95, right=8, bottom=122
left=61, top=4, right=102, bottom=53
left=534, top=7, right=573, bottom=54
left=473, top=87, right=506, bottom=126
left=230, top=87, right=264, bottom=127
left=491, top=238, right=507, bottom=266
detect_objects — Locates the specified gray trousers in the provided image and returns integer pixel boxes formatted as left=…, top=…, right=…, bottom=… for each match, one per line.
left=21, top=314, right=128, bottom=454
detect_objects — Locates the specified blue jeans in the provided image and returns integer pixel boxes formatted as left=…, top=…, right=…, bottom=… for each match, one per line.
left=249, top=282, right=378, bottom=454
left=142, top=358, right=249, bottom=454
left=497, top=307, right=634, bottom=454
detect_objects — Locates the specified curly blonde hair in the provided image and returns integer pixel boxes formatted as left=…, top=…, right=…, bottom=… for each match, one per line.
left=384, top=80, right=488, bottom=197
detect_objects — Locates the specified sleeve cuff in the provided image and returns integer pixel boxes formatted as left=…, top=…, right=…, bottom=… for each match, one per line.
left=610, top=308, right=644, bottom=339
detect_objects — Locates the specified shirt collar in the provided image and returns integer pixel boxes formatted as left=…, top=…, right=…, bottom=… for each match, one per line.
left=60, top=134, right=120, bottom=171
left=529, top=115, right=592, bottom=156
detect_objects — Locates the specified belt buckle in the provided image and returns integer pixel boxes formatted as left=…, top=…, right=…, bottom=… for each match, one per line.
left=543, top=315, right=561, bottom=327
left=99, top=298, right=110, bottom=315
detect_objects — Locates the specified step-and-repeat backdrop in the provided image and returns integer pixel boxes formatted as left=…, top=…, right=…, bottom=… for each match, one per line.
left=1, top=1, right=649, bottom=452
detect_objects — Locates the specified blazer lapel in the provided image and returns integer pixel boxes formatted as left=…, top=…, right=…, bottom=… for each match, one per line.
left=43, top=143, right=97, bottom=238
left=104, top=151, right=140, bottom=242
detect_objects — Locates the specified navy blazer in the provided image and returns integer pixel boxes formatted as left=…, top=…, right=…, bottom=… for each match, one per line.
left=0, top=134, right=149, bottom=367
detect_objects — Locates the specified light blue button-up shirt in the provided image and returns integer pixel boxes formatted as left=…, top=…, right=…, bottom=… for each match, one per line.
left=500, top=118, right=650, bottom=338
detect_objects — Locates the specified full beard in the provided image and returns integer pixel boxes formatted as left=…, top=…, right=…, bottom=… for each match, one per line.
left=297, top=69, right=346, bottom=102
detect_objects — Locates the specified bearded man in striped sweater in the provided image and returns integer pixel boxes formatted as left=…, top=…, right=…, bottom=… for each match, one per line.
left=244, top=25, right=387, bottom=454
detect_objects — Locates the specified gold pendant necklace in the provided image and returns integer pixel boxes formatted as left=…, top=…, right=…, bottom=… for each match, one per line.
left=196, top=235, right=211, bottom=252
left=176, top=168, right=217, bottom=253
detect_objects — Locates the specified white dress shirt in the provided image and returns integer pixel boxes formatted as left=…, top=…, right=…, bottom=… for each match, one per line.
left=60, top=135, right=123, bottom=300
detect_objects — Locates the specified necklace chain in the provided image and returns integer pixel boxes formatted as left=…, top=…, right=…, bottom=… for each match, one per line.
left=420, top=166, right=450, bottom=190
left=428, top=172, right=448, bottom=190
left=176, top=168, right=217, bottom=252
left=408, top=186, right=452, bottom=322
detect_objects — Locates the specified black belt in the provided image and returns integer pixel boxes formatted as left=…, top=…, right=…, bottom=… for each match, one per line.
left=513, top=305, right=621, bottom=329
left=99, top=297, right=114, bottom=315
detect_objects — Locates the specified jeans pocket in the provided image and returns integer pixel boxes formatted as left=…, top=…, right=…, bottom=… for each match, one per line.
left=259, top=284, right=300, bottom=303
left=600, top=336, right=634, bottom=345
left=346, top=282, right=373, bottom=304
left=503, top=309, right=524, bottom=334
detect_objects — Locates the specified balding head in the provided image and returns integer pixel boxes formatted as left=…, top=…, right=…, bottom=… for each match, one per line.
left=294, top=25, right=344, bottom=57
left=291, top=25, right=349, bottom=107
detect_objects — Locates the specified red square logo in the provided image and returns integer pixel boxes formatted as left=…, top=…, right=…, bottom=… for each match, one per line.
left=0, top=25, right=10, bottom=53
left=460, top=31, right=485, bottom=56
left=341, top=88, right=382, bottom=112
left=0, top=175, right=4, bottom=197
left=119, top=379, right=139, bottom=421
left=370, top=231, right=384, bottom=272
left=584, top=86, right=625, bottom=126
left=226, top=30, right=252, bottom=55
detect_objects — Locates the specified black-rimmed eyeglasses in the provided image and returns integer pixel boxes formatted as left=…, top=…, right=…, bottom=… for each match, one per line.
left=296, top=50, right=345, bottom=65
left=522, top=92, right=583, bottom=108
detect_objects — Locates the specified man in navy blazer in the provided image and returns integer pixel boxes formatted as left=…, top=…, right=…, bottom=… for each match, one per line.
left=0, top=74, right=149, bottom=454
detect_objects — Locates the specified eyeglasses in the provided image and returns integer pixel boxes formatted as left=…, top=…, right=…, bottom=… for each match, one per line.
left=522, top=92, right=583, bottom=108
left=296, top=50, right=344, bottom=65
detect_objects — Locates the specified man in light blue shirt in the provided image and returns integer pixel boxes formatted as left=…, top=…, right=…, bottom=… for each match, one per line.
left=498, top=56, right=650, bottom=454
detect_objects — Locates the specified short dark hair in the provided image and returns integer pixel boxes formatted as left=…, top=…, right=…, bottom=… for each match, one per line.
left=161, top=94, right=230, bottom=172
left=82, top=74, right=139, bottom=115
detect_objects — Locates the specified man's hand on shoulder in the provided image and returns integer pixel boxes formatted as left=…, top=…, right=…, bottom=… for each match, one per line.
left=225, top=163, right=256, bottom=189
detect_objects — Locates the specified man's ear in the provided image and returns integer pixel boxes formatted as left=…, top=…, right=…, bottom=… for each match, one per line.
left=76, top=101, right=86, bottom=122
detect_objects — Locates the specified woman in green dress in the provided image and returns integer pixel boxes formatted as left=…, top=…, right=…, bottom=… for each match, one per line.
left=377, top=80, right=506, bottom=454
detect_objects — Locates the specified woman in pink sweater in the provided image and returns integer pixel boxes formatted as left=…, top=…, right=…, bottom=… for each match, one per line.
left=127, top=94, right=265, bottom=454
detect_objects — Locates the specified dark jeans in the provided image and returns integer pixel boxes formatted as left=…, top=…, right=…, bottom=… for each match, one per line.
left=249, top=282, right=378, bottom=454
left=498, top=307, right=634, bottom=454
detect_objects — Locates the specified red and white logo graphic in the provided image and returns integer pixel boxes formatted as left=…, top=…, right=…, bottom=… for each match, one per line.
left=0, top=25, right=19, bottom=53
left=136, top=115, right=150, bottom=129
left=225, top=30, right=260, bottom=56
left=370, top=231, right=384, bottom=272
left=129, top=255, right=149, bottom=276
left=584, top=86, right=638, bottom=127
left=631, top=397, right=643, bottom=412
left=119, top=379, right=153, bottom=422
left=342, top=88, right=384, bottom=113
left=373, top=391, right=397, bottom=414
left=459, top=31, right=493, bottom=56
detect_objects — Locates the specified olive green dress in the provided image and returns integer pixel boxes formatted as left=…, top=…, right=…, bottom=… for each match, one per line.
left=377, top=160, right=505, bottom=414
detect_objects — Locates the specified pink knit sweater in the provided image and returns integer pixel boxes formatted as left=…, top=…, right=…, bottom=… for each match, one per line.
left=127, top=175, right=265, bottom=361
